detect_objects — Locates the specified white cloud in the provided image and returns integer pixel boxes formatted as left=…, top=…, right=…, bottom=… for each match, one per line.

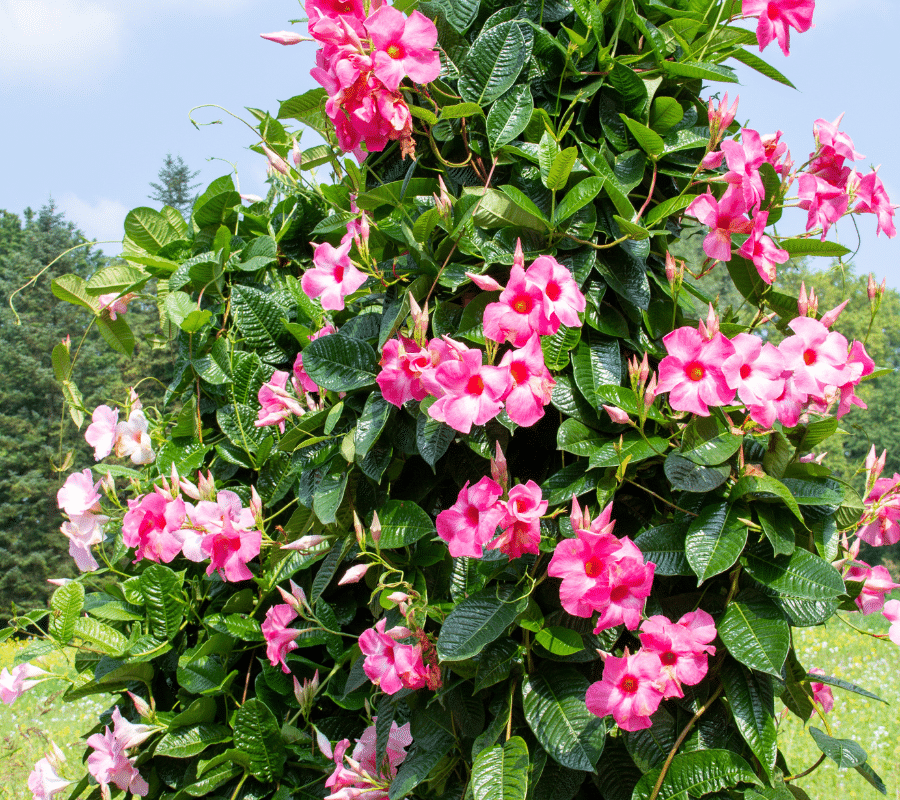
left=58, top=193, right=129, bottom=254
left=0, top=0, right=122, bottom=83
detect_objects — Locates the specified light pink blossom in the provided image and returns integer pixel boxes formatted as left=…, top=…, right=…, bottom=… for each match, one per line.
left=61, top=512, right=107, bottom=572
left=256, top=370, right=306, bottom=433
left=858, top=474, right=900, bottom=547
left=742, top=0, right=815, bottom=55
left=86, top=727, right=148, bottom=797
left=302, top=239, right=367, bottom=310
left=201, top=518, right=262, bottom=582
left=28, top=756, right=72, bottom=800
left=358, top=618, right=429, bottom=695
left=498, top=334, right=555, bottom=428
left=325, top=720, right=412, bottom=800
left=798, top=174, right=848, bottom=239
left=85, top=405, right=119, bottom=461
left=737, top=210, right=789, bottom=283
left=376, top=336, right=431, bottom=406
left=639, top=610, right=717, bottom=698
left=98, top=292, right=137, bottom=320
left=808, top=668, right=834, bottom=716
left=853, top=169, right=897, bottom=238
left=260, top=30, right=305, bottom=45
left=0, top=663, right=48, bottom=705
left=427, top=348, right=511, bottom=434
left=778, top=316, right=852, bottom=399
left=262, top=604, right=302, bottom=673
left=115, top=409, right=155, bottom=465
left=488, top=481, right=547, bottom=559
left=721, top=332, right=786, bottom=411
left=57, top=469, right=102, bottom=517
left=722, top=129, right=767, bottom=209
left=844, top=561, right=900, bottom=614
left=524, top=255, right=586, bottom=330
left=365, top=7, right=441, bottom=92
left=883, top=599, right=900, bottom=646
left=122, top=491, right=187, bottom=564
left=685, top=188, right=752, bottom=262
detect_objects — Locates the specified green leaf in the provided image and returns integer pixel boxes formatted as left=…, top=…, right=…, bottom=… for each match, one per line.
left=85, top=264, right=150, bottom=295
left=854, top=761, right=888, bottom=795
left=649, top=96, right=684, bottom=134
left=744, top=546, right=844, bottom=603
left=535, top=627, right=584, bottom=656
left=52, top=274, right=100, bottom=314
left=661, top=59, right=738, bottom=83
left=62, top=662, right=155, bottom=701
left=389, top=707, right=456, bottom=799
left=664, top=452, right=730, bottom=493
left=459, top=21, right=529, bottom=105
left=277, top=88, right=328, bottom=129
left=472, top=188, right=549, bottom=231
left=355, top=391, right=392, bottom=459
left=545, top=147, right=578, bottom=191
left=554, top=177, right=605, bottom=225
left=437, top=584, right=527, bottom=662
left=124, top=207, right=181, bottom=254
left=572, top=331, right=621, bottom=408
left=155, top=725, right=231, bottom=759
left=51, top=341, right=71, bottom=383
left=721, top=661, right=777, bottom=782
left=472, top=737, right=530, bottom=800
left=644, top=194, right=700, bottom=227
left=756, top=504, right=796, bottom=556
left=73, top=617, right=128, bottom=656
left=685, top=502, right=747, bottom=583
left=440, top=102, right=485, bottom=119
left=632, top=749, right=760, bottom=800
left=140, top=563, right=183, bottom=640
left=372, top=499, right=436, bottom=549
left=230, top=285, right=288, bottom=362
left=718, top=592, right=789, bottom=676
left=313, top=468, right=348, bottom=526
left=193, top=176, right=241, bottom=229
left=730, top=475, right=805, bottom=525
left=806, top=673, right=886, bottom=704
left=498, top=185, right=552, bottom=227
left=635, top=524, right=691, bottom=576
left=97, top=314, right=136, bottom=356
left=234, top=699, right=286, bottom=780
left=522, top=668, right=605, bottom=772
left=729, top=48, right=796, bottom=88
left=487, top=85, right=534, bottom=150
left=542, top=325, right=582, bottom=371
left=303, top=334, right=378, bottom=392
left=681, top=416, right=743, bottom=465
left=49, top=582, right=84, bottom=644
left=809, top=727, right=867, bottom=769
left=621, top=116, right=665, bottom=156
left=416, top=410, right=456, bottom=470
left=780, top=477, right=844, bottom=506
left=779, top=238, right=851, bottom=258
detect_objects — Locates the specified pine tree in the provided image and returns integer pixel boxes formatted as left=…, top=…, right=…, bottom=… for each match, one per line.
left=148, top=154, right=201, bottom=218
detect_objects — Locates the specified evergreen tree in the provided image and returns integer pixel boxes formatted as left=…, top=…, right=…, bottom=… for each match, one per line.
left=148, top=154, right=201, bottom=217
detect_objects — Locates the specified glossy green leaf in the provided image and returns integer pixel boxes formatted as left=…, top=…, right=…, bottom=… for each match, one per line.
left=304, top=334, right=378, bottom=392
left=632, top=749, right=760, bottom=800
left=487, top=85, right=534, bottom=150
left=681, top=416, right=743, bottom=466
left=744, top=546, right=844, bottom=602
left=721, top=661, right=777, bottom=782
left=807, top=673, right=886, bottom=704
left=416, top=411, right=456, bottom=470
left=545, top=147, right=578, bottom=191
left=661, top=60, right=738, bottom=83
left=155, top=725, right=231, bottom=759
left=459, top=21, right=529, bottom=105
left=437, top=584, right=526, bottom=662
left=354, top=391, right=392, bottom=459
left=554, top=177, right=605, bottom=224
left=621, top=116, right=665, bottom=156
left=572, top=331, right=621, bottom=408
left=664, top=452, right=730, bottom=493
left=718, top=592, right=789, bottom=676
left=685, top=502, right=747, bottom=583
left=634, top=524, right=691, bottom=576
left=233, top=699, right=285, bottom=780
left=49, top=582, right=84, bottom=644
left=140, top=563, right=183, bottom=640
left=729, top=48, right=796, bottom=88
left=779, top=238, right=851, bottom=258
left=372, top=499, right=436, bottom=549
left=809, top=727, right=867, bottom=769
left=124, top=207, right=181, bottom=254
left=522, top=668, right=605, bottom=772
left=472, top=737, right=530, bottom=800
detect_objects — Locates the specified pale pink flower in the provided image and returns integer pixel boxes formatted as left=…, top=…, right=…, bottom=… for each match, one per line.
left=302, top=239, right=367, bottom=310
left=858, top=474, right=900, bottom=547
left=685, top=188, right=752, bottom=261
left=282, top=535, right=328, bottom=552
left=427, top=348, right=511, bottom=434
left=110, top=706, right=155, bottom=750
left=122, top=491, right=187, bottom=564
left=85, top=405, right=119, bottom=461
left=808, top=668, right=834, bottom=716
left=586, top=649, right=666, bottom=732
left=262, top=604, right=302, bottom=673
left=763, top=374, right=809, bottom=429
left=365, top=7, right=440, bottom=92
left=603, top=405, right=630, bottom=424
left=882, top=599, right=900, bottom=646
left=115, top=409, right=155, bottom=465
left=189, top=489, right=257, bottom=535
left=483, top=265, right=553, bottom=347
left=722, top=129, right=767, bottom=209
left=86, top=727, right=148, bottom=797
left=61, top=512, right=107, bottom=572
left=57, top=469, right=102, bottom=517
left=814, top=115, right=864, bottom=163
left=742, top=0, right=815, bottom=55
left=639, top=610, right=717, bottom=698
left=524, top=255, right=586, bottom=330
left=276, top=579, right=309, bottom=613
left=260, top=30, right=305, bottom=45
left=761, top=131, right=790, bottom=175
left=324, top=720, right=412, bottom=800
left=707, top=92, right=739, bottom=144
left=498, top=334, right=555, bottom=428
left=853, top=170, right=897, bottom=238
left=256, top=370, right=306, bottom=433
left=798, top=174, right=848, bottom=239
left=0, top=663, right=48, bottom=705
left=98, top=292, right=136, bottom=320
left=358, top=618, right=429, bottom=695
left=844, top=561, right=900, bottom=614
left=655, top=326, right=736, bottom=416
left=737, top=210, right=789, bottom=283
left=28, top=756, right=72, bottom=800
left=836, top=339, right=875, bottom=417
left=436, top=477, right=505, bottom=558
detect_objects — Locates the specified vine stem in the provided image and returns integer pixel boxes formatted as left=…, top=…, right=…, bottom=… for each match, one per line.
left=784, top=753, right=826, bottom=782
left=647, top=684, right=724, bottom=800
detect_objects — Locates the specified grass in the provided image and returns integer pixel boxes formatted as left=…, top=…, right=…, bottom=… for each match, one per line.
left=0, top=619, right=897, bottom=799
left=0, top=642, right=109, bottom=800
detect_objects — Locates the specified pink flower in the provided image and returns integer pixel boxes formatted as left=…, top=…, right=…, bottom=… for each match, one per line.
left=293, top=324, right=336, bottom=395
left=586, top=649, right=666, bottom=731
left=376, top=336, right=431, bottom=406
left=122, top=492, right=187, bottom=564
left=761, top=131, right=790, bottom=175
left=483, top=265, right=553, bottom=347
left=260, top=30, right=305, bottom=45
left=427, top=348, right=511, bottom=434
left=0, top=663, right=48, bottom=705
left=814, top=115, right=864, bottom=163
left=98, top=292, right=136, bottom=320
left=639, top=610, right=717, bottom=697
left=798, top=174, right=848, bottom=239
left=808, top=668, right=834, bottom=716
left=302, top=239, right=367, bottom=310
left=28, top=756, right=72, bottom=800
left=262, top=604, right=302, bottom=673
left=358, top=618, right=429, bottom=694
left=86, top=727, right=149, bottom=797
left=685, top=188, right=752, bottom=262
left=858, top=474, right=900, bottom=547
left=110, top=706, right=155, bottom=750
left=655, top=326, right=736, bottom=416
left=737, top=210, right=789, bottom=284
left=524, top=255, right=586, bottom=330
left=742, top=0, right=815, bottom=55
left=61, top=512, right=107, bottom=572
left=499, top=334, right=555, bottom=428
left=115, top=409, right=155, bottom=465
left=592, top=546, right=655, bottom=633
left=721, top=332, right=786, bottom=409
left=256, top=370, right=306, bottom=433
left=325, top=720, right=412, bottom=800
left=488, top=481, right=547, bottom=559
left=201, top=518, right=262, bottom=582
left=708, top=92, right=739, bottom=144
left=853, top=170, right=897, bottom=238
left=365, top=7, right=440, bottom=92
left=436, top=477, right=505, bottom=558
left=722, top=129, right=767, bottom=210
left=844, top=561, right=900, bottom=614
left=883, top=599, right=900, bottom=646
left=85, top=405, right=119, bottom=461
left=778, top=316, right=852, bottom=399
left=57, top=469, right=102, bottom=517
left=836, top=339, right=875, bottom=417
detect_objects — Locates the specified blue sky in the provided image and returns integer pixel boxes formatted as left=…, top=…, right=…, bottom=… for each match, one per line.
left=1, top=0, right=897, bottom=287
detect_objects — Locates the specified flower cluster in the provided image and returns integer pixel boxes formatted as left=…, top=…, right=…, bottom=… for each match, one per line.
left=358, top=618, right=437, bottom=694
left=656, top=310, right=873, bottom=425
left=548, top=499, right=655, bottom=633
left=324, top=719, right=412, bottom=800
left=436, top=477, right=547, bottom=559
left=84, top=393, right=155, bottom=464
left=857, top=448, right=900, bottom=546
left=297, top=0, right=440, bottom=159
left=86, top=706, right=155, bottom=798
left=843, top=561, right=900, bottom=615
left=586, top=610, right=717, bottom=731
left=122, top=470, right=263, bottom=581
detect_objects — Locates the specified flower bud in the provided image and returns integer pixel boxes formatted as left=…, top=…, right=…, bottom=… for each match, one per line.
left=291, top=137, right=302, bottom=168
left=315, top=728, right=334, bottom=760
left=644, top=373, right=658, bottom=407
left=262, top=143, right=290, bottom=176
left=260, top=31, right=306, bottom=45
left=798, top=281, right=809, bottom=316
left=868, top=273, right=878, bottom=302
left=281, top=534, right=326, bottom=553
left=490, top=442, right=509, bottom=493
left=820, top=298, right=849, bottom=328
left=241, top=194, right=264, bottom=203
left=603, top=405, right=630, bottom=425
left=665, top=252, right=677, bottom=286
left=338, top=564, right=370, bottom=585
left=370, top=510, right=382, bottom=543
left=127, top=692, right=153, bottom=719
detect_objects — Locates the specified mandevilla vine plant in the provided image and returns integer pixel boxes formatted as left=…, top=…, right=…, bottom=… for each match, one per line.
left=6, top=0, right=900, bottom=799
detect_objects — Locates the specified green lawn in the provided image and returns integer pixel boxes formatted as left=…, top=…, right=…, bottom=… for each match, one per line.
left=1, top=619, right=897, bottom=800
